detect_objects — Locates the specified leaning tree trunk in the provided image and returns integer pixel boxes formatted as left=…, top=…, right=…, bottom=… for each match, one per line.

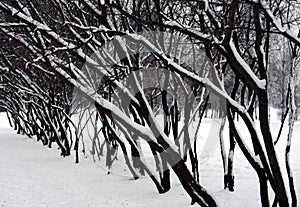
left=286, top=55, right=298, bottom=207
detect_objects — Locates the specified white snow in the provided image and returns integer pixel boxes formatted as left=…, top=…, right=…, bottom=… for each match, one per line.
left=0, top=112, right=299, bottom=206
left=0, top=113, right=190, bottom=207
left=164, top=20, right=183, bottom=28
left=229, top=40, right=266, bottom=90
left=259, top=0, right=300, bottom=46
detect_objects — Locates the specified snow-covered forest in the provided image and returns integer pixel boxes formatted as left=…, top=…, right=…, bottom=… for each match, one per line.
left=0, top=0, right=300, bottom=206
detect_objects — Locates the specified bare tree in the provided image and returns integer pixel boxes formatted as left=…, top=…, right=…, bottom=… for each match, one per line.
left=1, top=0, right=300, bottom=206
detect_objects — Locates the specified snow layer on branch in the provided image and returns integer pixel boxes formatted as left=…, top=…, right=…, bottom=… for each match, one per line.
left=164, top=20, right=183, bottom=28
left=260, top=0, right=300, bottom=46
left=201, top=0, right=209, bottom=11
left=187, top=28, right=210, bottom=39
left=233, top=120, right=263, bottom=168
left=0, top=2, right=140, bottom=108
left=127, top=33, right=246, bottom=113
left=229, top=40, right=266, bottom=89
left=131, top=73, right=179, bottom=151
left=53, top=65, right=161, bottom=147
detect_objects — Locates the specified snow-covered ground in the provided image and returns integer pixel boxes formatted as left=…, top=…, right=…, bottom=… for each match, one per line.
left=0, top=111, right=299, bottom=206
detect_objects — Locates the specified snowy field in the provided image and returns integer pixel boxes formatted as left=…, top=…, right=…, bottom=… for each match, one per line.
left=0, top=111, right=299, bottom=207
